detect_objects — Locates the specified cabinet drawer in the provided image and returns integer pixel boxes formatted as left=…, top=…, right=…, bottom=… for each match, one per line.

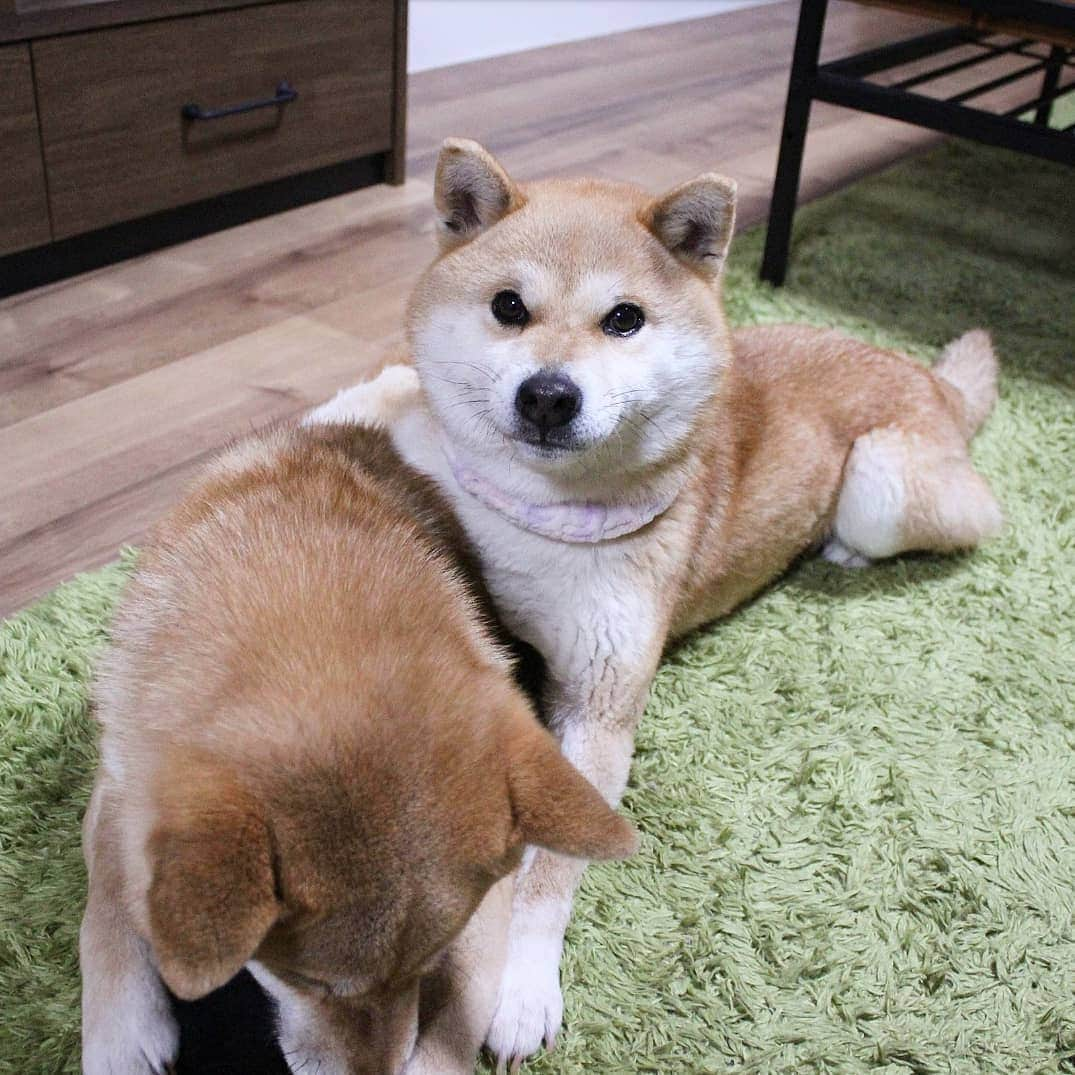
left=0, top=43, right=51, bottom=255
left=33, top=0, right=394, bottom=240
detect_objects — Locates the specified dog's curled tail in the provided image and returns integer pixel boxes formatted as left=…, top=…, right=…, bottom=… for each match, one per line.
left=933, top=329, right=998, bottom=440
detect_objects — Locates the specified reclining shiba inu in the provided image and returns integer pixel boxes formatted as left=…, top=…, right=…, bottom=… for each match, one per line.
left=310, top=139, right=1003, bottom=1067
left=79, top=420, right=636, bottom=1075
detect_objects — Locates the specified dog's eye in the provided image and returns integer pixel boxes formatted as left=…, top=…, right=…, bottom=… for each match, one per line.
left=602, top=303, right=645, bottom=337
left=491, top=290, right=529, bottom=327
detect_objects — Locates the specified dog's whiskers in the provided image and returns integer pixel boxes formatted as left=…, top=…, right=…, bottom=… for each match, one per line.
left=282, top=1050, right=312, bottom=1075
left=445, top=386, right=485, bottom=403
left=599, top=391, right=648, bottom=412
left=634, top=408, right=663, bottom=433
left=470, top=407, right=496, bottom=439
left=425, top=372, right=473, bottom=389
left=440, top=359, right=496, bottom=383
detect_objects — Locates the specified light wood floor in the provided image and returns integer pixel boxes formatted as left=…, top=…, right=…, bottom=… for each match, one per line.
left=0, top=1, right=969, bottom=616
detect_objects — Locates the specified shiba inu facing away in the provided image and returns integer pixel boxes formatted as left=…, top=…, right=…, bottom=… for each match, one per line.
left=79, top=421, right=636, bottom=1075
left=311, top=139, right=1003, bottom=1067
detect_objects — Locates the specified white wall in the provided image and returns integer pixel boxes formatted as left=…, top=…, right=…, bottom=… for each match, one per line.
left=408, top=0, right=779, bottom=73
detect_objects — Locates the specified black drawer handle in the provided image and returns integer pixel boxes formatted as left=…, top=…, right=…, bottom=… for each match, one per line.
left=181, top=80, right=298, bottom=122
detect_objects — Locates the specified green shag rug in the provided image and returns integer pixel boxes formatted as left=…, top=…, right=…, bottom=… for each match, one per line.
left=2, top=135, right=1074, bottom=1074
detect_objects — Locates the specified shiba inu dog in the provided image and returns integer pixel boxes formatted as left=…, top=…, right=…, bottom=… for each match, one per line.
left=79, top=420, right=636, bottom=1075
left=310, top=139, right=1003, bottom=1067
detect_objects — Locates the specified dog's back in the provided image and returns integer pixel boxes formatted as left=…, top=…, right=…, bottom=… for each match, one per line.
left=96, top=423, right=505, bottom=770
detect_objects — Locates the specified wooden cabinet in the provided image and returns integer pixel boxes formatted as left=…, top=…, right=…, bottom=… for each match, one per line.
left=34, top=1, right=395, bottom=238
left=0, top=43, right=51, bottom=255
left=0, top=0, right=406, bottom=292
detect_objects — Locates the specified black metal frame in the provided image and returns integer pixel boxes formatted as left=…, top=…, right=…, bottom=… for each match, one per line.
left=760, top=0, right=1075, bottom=285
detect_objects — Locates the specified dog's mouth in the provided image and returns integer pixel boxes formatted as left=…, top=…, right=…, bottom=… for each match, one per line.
left=511, top=426, right=587, bottom=455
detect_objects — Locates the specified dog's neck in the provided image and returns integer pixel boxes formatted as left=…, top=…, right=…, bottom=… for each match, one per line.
left=442, top=443, right=688, bottom=544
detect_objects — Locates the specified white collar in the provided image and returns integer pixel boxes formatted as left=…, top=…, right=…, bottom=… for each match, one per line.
left=445, top=449, right=684, bottom=544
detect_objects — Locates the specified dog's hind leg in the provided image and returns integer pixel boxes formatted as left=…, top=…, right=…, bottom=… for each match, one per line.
left=821, top=535, right=873, bottom=569
left=81, top=780, right=179, bottom=1075
left=826, top=329, right=1002, bottom=568
left=826, top=426, right=1003, bottom=566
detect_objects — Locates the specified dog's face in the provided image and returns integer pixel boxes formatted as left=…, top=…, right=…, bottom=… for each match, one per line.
left=141, top=679, right=635, bottom=1075
left=407, top=140, right=736, bottom=483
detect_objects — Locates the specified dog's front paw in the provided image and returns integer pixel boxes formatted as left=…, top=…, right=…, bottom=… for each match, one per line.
left=485, top=931, right=563, bottom=1072
left=82, top=983, right=179, bottom=1075
left=304, top=364, right=420, bottom=428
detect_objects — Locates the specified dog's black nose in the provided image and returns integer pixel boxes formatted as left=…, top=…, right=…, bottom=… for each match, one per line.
left=515, top=372, right=582, bottom=431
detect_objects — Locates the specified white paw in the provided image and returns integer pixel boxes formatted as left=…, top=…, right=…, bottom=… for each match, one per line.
left=82, top=977, right=178, bottom=1075
left=304, top=364, right=420, bottom=428
left=485, top=932, right=563, bottom=1072
left=821, top=537, right=873, bottom=569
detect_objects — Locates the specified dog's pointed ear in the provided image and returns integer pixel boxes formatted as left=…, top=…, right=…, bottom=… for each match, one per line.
left=145, top=777, right=279, bottom=1000
left=644, top=173, right=737, bottom=278
left=434, top=138, right=524, bottom=251
left=505, top=709, right=638, bottom=862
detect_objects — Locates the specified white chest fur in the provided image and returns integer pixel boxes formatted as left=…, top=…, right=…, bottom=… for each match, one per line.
left=390, top=408, right=661, bottom=693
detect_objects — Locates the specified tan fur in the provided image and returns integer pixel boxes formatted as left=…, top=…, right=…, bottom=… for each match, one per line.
left=80, top=423, right=635, bottom=1075
left=673, top=322, right=1003, bottom=630
left=933, top=328, right=999, bottom=438
left=406, top=147, right=1002, bottom=631
left=336, top=141, right=1005, bottom=1065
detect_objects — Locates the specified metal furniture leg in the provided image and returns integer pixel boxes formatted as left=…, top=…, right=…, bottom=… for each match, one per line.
left=760, top=0, right=830, bottom=286
left=1034, top=44, right=1066, bottom=125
